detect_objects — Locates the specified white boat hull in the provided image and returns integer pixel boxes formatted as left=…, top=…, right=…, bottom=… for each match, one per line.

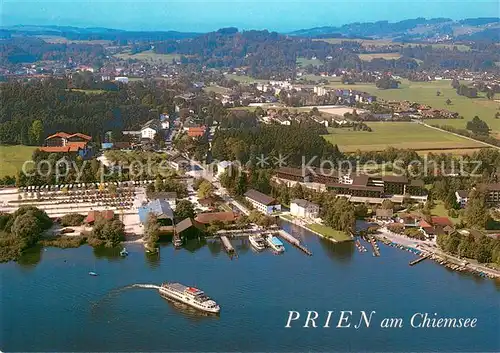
left=249, top=236, right=265, bottom=251
left=158, top=288, right=220, bottom=314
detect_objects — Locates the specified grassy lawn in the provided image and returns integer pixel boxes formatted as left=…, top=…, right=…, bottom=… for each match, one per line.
left=67, top=89, right=106, bottom=94
left=297, top=57, right=323, bottom=67
left=430, top=201, right=460, bottom=224
left=204, top=85, right=231, bottom=94
left=324, top=79, right=500, bottom=134
left=306, top=223, right=352, bottom=242
left=224, top=74, right=268, bottom=84
left=0, top=145, right=36, bottom=178
left=322, top=122, right=484, bottom=152
left=359, top=53, right=402, bottom=61
left=114, top=50, right=181, bottom=64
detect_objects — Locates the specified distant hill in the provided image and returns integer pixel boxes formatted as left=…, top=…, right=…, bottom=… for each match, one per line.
left=0, top=25, right=200, bottom=41
left=289, top=17, right=500, bottom=40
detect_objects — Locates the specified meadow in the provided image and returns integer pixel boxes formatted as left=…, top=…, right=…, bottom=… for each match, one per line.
left=314, top=38, right=470, bottom=51
left=114, top=50, right=181, bottom=64
left=322, top=122, right=485, bottom=152
left=0, top=145, right=36, bottom=178
left=296, top=57, right=323, bottom=67
left=325, top=79, right=500, bottom=135
left=358, top=53, right=402, bottom=61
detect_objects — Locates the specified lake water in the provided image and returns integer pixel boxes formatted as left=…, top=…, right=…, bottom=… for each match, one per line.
left=1, top=221, right=499, bottom=352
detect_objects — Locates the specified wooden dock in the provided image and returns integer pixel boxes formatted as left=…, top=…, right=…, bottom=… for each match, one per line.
left=368, top=236, right=381, bottom=257
left=409, top=254, right=430, bottom=266
left=220, top=235, right=236, bottom=256
left=277, top=230, right=312, bottom=256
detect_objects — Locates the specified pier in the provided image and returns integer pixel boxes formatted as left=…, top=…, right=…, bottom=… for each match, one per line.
left=409, top=254, right=429, bottom=266
left=220, top=235, right=236, bottom=256
left=368, top=236, right=381, bottom=257
left=277, top=230, right=312, bottom=256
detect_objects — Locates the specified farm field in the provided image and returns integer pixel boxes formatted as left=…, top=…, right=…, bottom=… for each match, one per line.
left=204, top=85, right=231, bottom=94
left=297, top=57, right=322, bottom=67
left=324, top=79, right=500, bottom=134
left=35, top=35, right=113, bottom=45
left=322, top=122, right=485, bottom=152
left=114, top=50, right=181, bottom=64
left=314, top=38, right=470, bottom=51
left=358, top=53, right=401, bottom=61
left=0, top=145, right=36, bottom=178
left=224, top=73, right=268, bottom=84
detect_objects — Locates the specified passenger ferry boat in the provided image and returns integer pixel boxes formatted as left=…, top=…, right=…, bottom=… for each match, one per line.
left=266, top=235, right=285, bottom=254
left=248, top=234, right=266, bottom=251
left=158, top=282, right=220, bottom=313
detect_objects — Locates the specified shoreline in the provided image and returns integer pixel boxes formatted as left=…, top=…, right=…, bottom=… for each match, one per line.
left=372, top=228, right=500, bottom=280
left=280, top=215, right=354, bottom=243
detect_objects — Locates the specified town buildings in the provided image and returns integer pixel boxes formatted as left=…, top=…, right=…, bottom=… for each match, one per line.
left=244, top=189, right=281, bottom=214
left=455, top=190, right=469, bottom=208
left=141, top=120, right=161, bottom=140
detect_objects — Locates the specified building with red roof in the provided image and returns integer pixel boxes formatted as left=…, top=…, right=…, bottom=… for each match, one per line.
left=195, top=212, right=238, bottom=224
left=85, top=210, right=115, bottom=224
left=187, top=127, right=206, bottom=138
left=40, top=131, right=93, bottom=158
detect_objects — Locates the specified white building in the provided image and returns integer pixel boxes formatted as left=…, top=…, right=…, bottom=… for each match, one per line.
left=114, top=76, right=129, bottom=84
left=455, top=190, right=469, bottom=208
left=216, top=161, right=232, bottom=179
left=141, top=119, right=161, bottom=140
left=314, top=86, right=327, bottom=96
left=244, top=189, right=281, bottom=215
left=290, top=199, right=319, bottom=219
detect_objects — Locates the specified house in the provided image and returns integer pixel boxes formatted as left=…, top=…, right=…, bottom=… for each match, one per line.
left=482, top=183, right=500, bottom=205
left=398, top=214, right=419, bottom=228
left=85, top=210, right=115, bottom=225
left=419, top=220, right=436, bottom=238
left=138, top=199, right=174, bottom=225
left=187, top=126, right=206, bottom=138
left=174, top=217, right=202, bottom=238
left=431, top=216, right=453, bottom=228
left=375, top=208, right=393, bottom=221
left=195, top=212, right=238, bottom=225
left=39, top=132, right=92, bottom=158
left=455, top=190, right=469, bottom=208
left=146, top=191, right=177, bottom=210
left=290, top=199, right=319, bottom=219
left=244, top=189, right=281, bottom=214
left=160, top=114, right=170, bottom=129
left=216, top=161, right=233, bottom=179
left=141, top=119, right=161, bottom=140
left=169, top=155, right=190, bottom=171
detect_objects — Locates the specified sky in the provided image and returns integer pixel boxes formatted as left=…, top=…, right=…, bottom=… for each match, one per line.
left=1, top=0, right=499, bottom=32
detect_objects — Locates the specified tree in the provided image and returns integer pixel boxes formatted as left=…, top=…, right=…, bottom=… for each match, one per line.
left=464, top=189, right=488, bottom=229
left=11, top=212, right=42, bottom=246
left=354, top=204, right=368, bottom=219
left=436, top=90, right=441, bottom=96
left=197, top=180, right=214, bottom=199
left=90, top=218, right=125, bottom=247
left=290, top=183, right=304, bottom=200
left=235, top=173, right=248, bottom=196
left=29, top=120, right=43, bottom=146
left=175, top=199, right=195, bottom=220
left=445, top=98, right=452, bottom=105
left=381, top=199, right=394, bottom=210
left=486, top=90, right=495, bottom=100
left=144, top=214, right=160, bottom=247
left=466, top=116, right=490, bottom=135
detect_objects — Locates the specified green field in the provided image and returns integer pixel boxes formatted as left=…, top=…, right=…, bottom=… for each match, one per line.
left=322, top=122, right=485, bottom=152
left=0, top=145, right=36, bottom=178
left=35, top=35, right=113, bottom=45
left=358, top=53, right=402, bottom=61
left=325, top=79, right=500, bottom=135
left=314, top=38, right=470, bottom=51
left=306, top=223, right=352, bottom=242
left=224, top=73, right=268, bottom=84
left=114, top=50, right=181, bottom=64
left=297, top=57, right=322, bottom=67
left=204, top=85, right=231, bottom=94
left=430, top=201, right=460, bottom=224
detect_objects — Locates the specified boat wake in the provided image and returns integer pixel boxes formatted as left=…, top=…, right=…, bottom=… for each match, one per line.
left=130, top=283, right=160, bottom=290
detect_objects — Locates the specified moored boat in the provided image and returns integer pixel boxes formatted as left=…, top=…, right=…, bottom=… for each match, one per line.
left=173, top=236, right=183, bottom=248
left=158, top=282, right=220, bottom=314
left=266, top=235, right=285, bottom=253
left=249, top=234, right=266, bottom=251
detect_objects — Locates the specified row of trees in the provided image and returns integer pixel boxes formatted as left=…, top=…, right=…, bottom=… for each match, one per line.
left=437, top=231, right=500, bottom=265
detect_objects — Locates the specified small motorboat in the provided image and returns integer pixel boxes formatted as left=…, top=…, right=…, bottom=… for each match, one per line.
left=89, top=271, right=98, bottom=276
left=120, top=248, right=129, bottom=257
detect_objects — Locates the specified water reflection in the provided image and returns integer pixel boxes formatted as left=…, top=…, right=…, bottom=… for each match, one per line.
left=93, top=246, right=122, bottom=261
left=317, top=237, right=355, bottom=263
left=184, top=238, right=206, bottom=253
left=17, top=244, right=43, bottom=268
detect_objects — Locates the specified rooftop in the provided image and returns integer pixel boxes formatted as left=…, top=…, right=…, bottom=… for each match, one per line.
left=195, top=212, right=237, bottom=224
left=244, top=189, right=278, bottom=206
